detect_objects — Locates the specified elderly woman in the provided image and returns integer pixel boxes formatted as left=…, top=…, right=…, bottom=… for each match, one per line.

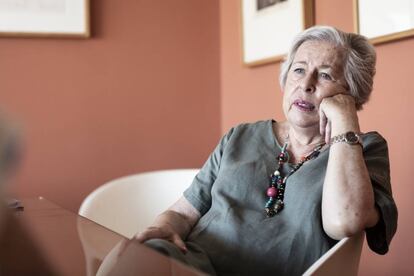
left=128, top=26, right=397, bottom=275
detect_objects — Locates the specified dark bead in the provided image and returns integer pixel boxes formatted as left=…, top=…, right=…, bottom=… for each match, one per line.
left=274, top=200, right=284, bottom=213
left=266, top=208, right=276, bottom=217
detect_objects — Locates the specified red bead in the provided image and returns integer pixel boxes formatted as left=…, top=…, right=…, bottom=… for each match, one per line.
left=267, top=187, right=277, bottom=197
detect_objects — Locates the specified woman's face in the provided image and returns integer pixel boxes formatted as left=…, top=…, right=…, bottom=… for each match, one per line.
left=282, top=40, right=349, bottom=130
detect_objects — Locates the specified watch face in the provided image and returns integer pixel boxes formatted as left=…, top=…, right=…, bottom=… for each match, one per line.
left=345, top=132, right=359, bottom=144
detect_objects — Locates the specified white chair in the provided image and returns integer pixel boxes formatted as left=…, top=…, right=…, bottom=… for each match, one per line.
left=78, top=169, right=199, bottom=276
left=302, top=232, right=365, bottom=276
left=78, top=169, right=199, bottom=239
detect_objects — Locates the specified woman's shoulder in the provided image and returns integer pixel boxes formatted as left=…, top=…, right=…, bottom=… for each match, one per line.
left=361, top=131, right=388, bottom=146
left=361, top=131, right=390, bottom=156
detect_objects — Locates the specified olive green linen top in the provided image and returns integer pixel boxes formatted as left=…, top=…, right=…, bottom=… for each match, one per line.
left=181, top=120, right=397, bottom=276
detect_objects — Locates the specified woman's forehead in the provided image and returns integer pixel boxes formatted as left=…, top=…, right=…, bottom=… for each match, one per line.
left=293, top=40, right=345, bottom=68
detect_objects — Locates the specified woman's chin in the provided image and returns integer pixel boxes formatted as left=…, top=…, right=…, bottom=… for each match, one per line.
left=287, top=114, right=319, bottom=129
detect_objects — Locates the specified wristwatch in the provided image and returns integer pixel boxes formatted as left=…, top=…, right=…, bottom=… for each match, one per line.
left=330, top=131, right=362, bottom=146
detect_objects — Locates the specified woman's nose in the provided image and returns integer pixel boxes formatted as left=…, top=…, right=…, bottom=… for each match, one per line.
left=300, top=73, right=316, bottom=93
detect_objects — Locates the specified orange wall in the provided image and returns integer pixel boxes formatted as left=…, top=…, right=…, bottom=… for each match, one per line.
left=1, top=0, right=412, bottom=274
left=220, top=0, right=413, bottom=275
left=1, top=0, right=221, bottom=212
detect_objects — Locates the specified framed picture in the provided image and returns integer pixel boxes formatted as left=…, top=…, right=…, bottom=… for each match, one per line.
left=0, top=0, right=90, bottom=38
left=241, top=0, right=314, bottom=67
left=354, top=0, right=414, bottom=44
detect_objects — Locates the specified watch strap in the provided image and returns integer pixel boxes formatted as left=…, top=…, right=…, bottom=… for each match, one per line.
left=330, top=131, right=362, bottom=146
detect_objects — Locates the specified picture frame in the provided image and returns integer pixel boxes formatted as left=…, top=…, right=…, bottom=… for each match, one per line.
left=241, top=0, right=314, bottom=67
left=0, top=0, right=90, bottom=38
left=354, top=0, right=414, bottom=45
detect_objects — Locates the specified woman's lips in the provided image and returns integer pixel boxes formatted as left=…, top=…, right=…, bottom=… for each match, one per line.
left=293, top=99, right=315, bottom=112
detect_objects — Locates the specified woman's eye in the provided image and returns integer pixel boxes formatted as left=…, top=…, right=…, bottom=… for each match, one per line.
left=320, top=72, right=332, bottom=80
left=293, top=68, right=305, bottom=74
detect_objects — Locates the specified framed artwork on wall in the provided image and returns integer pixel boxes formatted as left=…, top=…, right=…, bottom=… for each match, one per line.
left=241, top=0, right=314, bottom=67
left=0, top=0, right=90, bottom=38
left=354, top=0, right=414, bottom=44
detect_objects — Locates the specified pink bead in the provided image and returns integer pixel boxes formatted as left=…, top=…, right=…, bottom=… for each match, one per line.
left=267, top=187, right=277, bottom=197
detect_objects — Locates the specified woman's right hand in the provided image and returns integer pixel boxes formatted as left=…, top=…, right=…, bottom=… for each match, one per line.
left=126, top=197, right=200, bottom=256
left=135, top=224, right=188, bottom=253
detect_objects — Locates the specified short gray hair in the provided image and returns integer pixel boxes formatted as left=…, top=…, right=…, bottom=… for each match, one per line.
left=279, top=26, right=376, bottom=110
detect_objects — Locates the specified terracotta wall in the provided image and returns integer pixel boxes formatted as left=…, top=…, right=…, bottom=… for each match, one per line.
left=2, top=0, right=412, bottom=274
left=220, top=0, right=413, bottom=275
left=1, top=0, right=221, bottom=212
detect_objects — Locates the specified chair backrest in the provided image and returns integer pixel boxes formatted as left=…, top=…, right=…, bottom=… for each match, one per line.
left=78, top=169, right=199, bottom=239
left=302, top=232, right=365, bottom=276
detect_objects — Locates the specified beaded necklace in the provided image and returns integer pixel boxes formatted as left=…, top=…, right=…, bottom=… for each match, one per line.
left=265, top=137, right=325, bottom=217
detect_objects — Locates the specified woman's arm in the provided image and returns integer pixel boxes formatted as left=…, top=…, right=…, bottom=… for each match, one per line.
left=134, top=196, right=201, bottom=252
left=320, top=94, right=379, bottom=240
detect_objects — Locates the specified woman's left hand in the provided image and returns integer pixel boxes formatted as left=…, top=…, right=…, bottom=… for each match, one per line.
left=319, top=94, right=360, bottom=143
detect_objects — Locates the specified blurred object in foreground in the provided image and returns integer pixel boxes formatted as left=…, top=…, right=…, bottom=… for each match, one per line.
left=5, top=198, right=24, bottom=211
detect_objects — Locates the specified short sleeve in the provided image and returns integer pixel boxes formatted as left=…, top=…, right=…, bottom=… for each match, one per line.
left=362, top=132, right=398, bottom=254
left=183, top=127, right=235, bottom=215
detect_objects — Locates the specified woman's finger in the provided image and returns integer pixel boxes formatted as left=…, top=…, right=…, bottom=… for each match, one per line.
left=132, top=226, right=187, bottom=254
left=319, top=106, right=327, bottom=138
left=171, top=233, right=188, bottom=254
left=134, top=227, right=167, bottom=243
left=325, top=120, right=331, bottom=144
